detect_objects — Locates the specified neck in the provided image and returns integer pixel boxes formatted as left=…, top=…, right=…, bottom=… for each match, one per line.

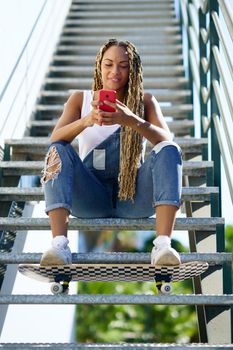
left=116, top=87, right=127, bottom=103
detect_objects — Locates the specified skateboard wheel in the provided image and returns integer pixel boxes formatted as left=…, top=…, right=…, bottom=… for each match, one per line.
left=51, top=282, right=63, bottom=295
left=160, top=283, right=172, bottom=294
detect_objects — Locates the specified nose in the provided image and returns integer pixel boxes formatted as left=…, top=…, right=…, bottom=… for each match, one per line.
left=111, top=65, right=120, bottom=75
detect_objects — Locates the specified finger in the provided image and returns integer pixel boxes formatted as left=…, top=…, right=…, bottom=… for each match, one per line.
left=103, top=100, right=116, bottom=108
left=116, top=99, right=125, bottom=107
left=91, top=100, right=103, bottom=108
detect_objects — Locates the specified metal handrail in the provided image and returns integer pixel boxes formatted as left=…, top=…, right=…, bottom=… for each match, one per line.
left=0, top=0, right=47, bottom=102
left=179, top=0, right=233, bottom=207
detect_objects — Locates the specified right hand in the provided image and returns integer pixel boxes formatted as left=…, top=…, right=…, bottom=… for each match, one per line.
left=84, top=98, right=104, bottom=127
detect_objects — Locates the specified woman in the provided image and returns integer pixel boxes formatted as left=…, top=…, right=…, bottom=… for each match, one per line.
left=40, top=39, right=182, bottom=266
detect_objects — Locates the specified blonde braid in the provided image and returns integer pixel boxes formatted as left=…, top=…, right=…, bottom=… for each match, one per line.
left=93, top=39, right=144, bottom=201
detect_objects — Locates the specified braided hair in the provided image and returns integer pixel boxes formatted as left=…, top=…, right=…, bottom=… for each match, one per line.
left=93, top=39, right=144, bottom=201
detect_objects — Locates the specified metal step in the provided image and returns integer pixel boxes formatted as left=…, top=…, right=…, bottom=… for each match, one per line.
left=48, top=65, right=185, bottom=78
left=0, top=294, right=232, bottom=305
left=4, top=137, right=205, bottom=159
left=73, top=0, right=174, bottom=3
left=71, top=3, right=175, bottom=10
left=0, top=160, right=213, bottom=177
left=56, top=44, right=182, bottom=55
left=59, top=34, right=181, bottom=44
left=0, top=252, right=230, bottom=264
left=52, top=54, right=183, bottom=66
left=34, top=104, right=193, bottom=118
left=29, top=119, right=193, bottom=137
left=0, top=186, right=218, bottom=202
left=0, top=343, right=232, bottom=349
left=1, top=344, right=233, bottom=350
left=67, top=9, right=176, bottom=18
left=43, top=77, right=187, bottom=90
left=39, top=89, right=191, bottom=104
left=64, top=18, right=179, bottom=27
left=0, top=217, right=224, bottom=231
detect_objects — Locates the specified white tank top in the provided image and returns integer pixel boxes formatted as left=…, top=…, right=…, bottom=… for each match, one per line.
left=77, top=90, right=120, bottom=160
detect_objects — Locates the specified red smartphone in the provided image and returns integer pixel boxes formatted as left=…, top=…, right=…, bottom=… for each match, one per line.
left=98, top=89, right=116, bottom=112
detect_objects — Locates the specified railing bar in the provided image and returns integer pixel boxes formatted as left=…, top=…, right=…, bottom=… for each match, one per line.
left=200, top=0, right=209, bottom=14
left=213, top=114, right=233, bottom=204
left=212, top=11, right=233, bottom=80
left=212, top=45, right=233, bottom=123
left=188, top=26, right=199, bottom=64
left=201, top=85, right=210, bottom=104
left=217, top=0, right=233, bottom=42
left=0, top=0, right=47, bottom=102
left=180, top=0, right=188, bottom=28
left=200, top=26, right=209, bottom=44
left=0, top=1, right=68, bottom=138
left=189, top=50, right=200, bottom=91
left=201, top=56, right=210, bottom=74
left=212, top=80, right=233, bottom=164
left=188, top=3, right=199, bottom=38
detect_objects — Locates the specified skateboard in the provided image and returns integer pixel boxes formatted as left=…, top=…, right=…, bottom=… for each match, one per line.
left=18, top=261, right=208, bottom=295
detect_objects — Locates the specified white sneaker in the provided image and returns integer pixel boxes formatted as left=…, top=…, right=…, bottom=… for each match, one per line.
left=40, top=236, right=72, bottom=266
left=151, top=236, right=181, bottom=266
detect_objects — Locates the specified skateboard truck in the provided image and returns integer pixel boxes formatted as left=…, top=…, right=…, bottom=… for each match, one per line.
left=154, top=272, right=172, bottom=294
left=51, top=273, right=72, bottom=295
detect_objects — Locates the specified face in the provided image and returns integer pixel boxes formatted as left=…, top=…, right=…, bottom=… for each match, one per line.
left=101, top=45, right=129, bottom=93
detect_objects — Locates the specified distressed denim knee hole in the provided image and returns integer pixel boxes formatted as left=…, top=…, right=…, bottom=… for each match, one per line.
left=41, top=146, right=62, bottom=185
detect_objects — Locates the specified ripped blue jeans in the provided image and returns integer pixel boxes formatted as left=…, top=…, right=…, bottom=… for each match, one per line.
left=41, top=130, right=183, bottom=218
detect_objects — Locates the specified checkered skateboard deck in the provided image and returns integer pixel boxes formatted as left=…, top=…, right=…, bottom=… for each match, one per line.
left=18, top=261, right=208, bottom=294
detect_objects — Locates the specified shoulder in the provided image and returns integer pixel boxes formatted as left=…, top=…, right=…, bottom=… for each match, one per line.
left=143, top=92, right=158, bottom=106
left=143, top=92, right=164, bottom=123
left=65, top=90, right=84, bottom=112
left=143, top=92, right=158, bottom=114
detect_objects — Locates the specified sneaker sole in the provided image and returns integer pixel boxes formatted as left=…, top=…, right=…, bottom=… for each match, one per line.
left=40, top=251, right=70, bottom=266
left=152, top=250, right=181, bottom=266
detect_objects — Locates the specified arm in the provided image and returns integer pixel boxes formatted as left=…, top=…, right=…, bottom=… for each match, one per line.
left=127, top=93, right=172, bottom=145
left=50, top=91, right=101, bottom=143
left=97, top=93, right=172, bottom=145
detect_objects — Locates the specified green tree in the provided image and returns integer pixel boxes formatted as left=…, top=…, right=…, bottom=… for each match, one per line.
left=225, top=225, right=233, bottom=253
left=76, top=233, right=198, bottom=343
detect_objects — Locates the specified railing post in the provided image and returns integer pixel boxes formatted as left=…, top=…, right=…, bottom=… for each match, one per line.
left=187, top=0, right=194, bottom=130
left=209, top=0, right=221, bottom=217
left=198, top=6, right=208, bottom=161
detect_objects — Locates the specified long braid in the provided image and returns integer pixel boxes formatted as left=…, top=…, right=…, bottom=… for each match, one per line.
left=92, top=39, right=144, bottom=201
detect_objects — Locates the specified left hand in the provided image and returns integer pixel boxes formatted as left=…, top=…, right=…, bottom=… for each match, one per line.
left=97, top=99, right=134, bottom=126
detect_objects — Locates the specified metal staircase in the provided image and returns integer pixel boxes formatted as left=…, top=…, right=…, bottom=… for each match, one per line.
left=0, top=0, right=232, bottom=348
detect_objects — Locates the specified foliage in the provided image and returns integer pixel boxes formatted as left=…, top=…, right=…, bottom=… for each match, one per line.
left=76, top=232, right=199, bottom=343
left=225, top=225, right=233, bottom=289
left=76, top=280, right=198, bottom=343
left=225, top=225, right=233, bottom=253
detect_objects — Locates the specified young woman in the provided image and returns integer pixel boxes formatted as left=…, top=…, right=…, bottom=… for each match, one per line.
left=40, top=39, right=182, bottom=266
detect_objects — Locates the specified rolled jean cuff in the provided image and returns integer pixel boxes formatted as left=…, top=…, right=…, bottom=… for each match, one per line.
left=152, top=141, right=181, bottom=155
left=45, top=203, right=71, bottom=215
left=153, top=200, right=181, bottom=209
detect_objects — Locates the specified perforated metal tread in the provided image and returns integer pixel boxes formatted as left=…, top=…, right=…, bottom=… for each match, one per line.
left=18, top=261, right=208, bottom=283
left=0, top=217, right=224, bottom=231
left=1, top=294, right=233, bottom=306
left=0, top=252, right=231, bottom=265
left=0, top=186, right=218, bottom=202
left=0, top=160, right=213, bottom=176
left=0, top=343, right=233, bottom=349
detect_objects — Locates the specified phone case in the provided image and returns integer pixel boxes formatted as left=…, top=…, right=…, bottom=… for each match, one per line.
left=99, top=89, right=116, bottom=112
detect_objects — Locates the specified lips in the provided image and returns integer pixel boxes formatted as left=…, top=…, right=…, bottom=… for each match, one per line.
left=111, top=78, right=120, bottom=83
